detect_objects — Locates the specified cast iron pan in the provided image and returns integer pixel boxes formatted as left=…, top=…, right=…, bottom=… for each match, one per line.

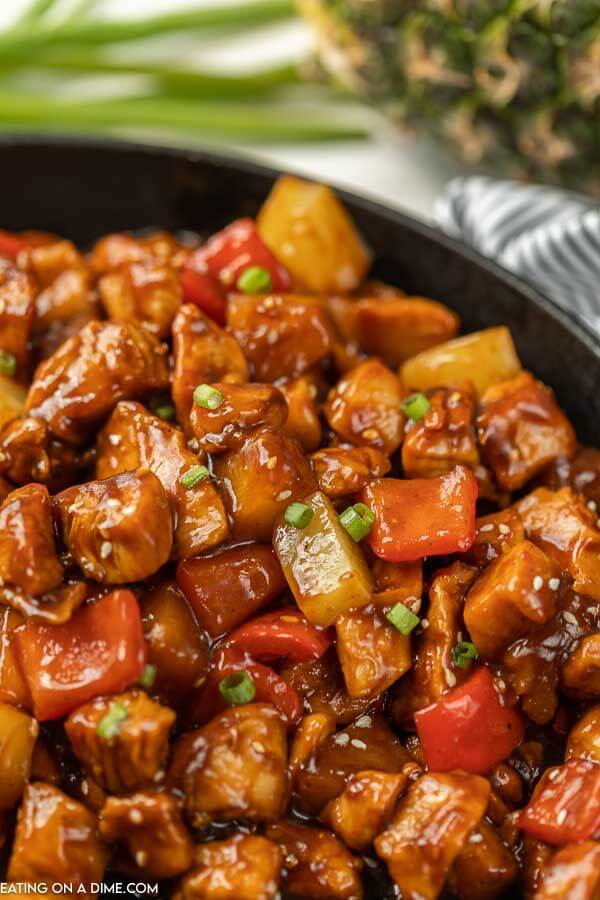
left=1, top=135, right=599, bottom=898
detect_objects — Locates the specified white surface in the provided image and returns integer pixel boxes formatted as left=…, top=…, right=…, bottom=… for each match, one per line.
left=3, top=0, right=471, bottom=221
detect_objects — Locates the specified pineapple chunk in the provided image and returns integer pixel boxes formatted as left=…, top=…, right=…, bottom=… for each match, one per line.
left=273, top=490, right=373, bottom=627
left=257, top=175, right=371, bottom=294
left=0, top=374, right=26, bottom=430
left=400, top=326, right=521, bottom=397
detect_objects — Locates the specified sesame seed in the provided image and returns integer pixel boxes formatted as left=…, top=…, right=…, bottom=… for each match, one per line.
left=469, top=832, right=483, bottom=844
left=548, top=769, right=560, bottom=781
left=479, top=523, right=494, bottom=533
left=108, top=434, right=121, bottom=446
left=276, top=490, right=292, bottom=502
left=135, top=851, right=147, bottom=867
left=563, top=611, right=578, bottom=626
left=549, top=578, right=560, bottom=591
left=81, top=780, right=88, bottom=796
left=129, top=809, right=143, bottom=825
left=532, top=575, right=544, bottom=591
left=334, top=733, right=350, bottom=746
left=496, top=679, right=506, bottom=691
left=588, top=500, right=597, bottom=512
left=355, top=715, right=372, bottom=728
left=350, top=739, right=367, bottom=750
left=556, top=809, right=568, bottom=825
left=266, top=456, right=277, bottom=470
left=100, top=541, right=112, bottom=559
left=420, top=618, right=429, bottom=629
left=252, top=741, right=266, bottom=754
left=498, top=524, right=511, bottom=535
left=446, top=670, right=457, bottom=687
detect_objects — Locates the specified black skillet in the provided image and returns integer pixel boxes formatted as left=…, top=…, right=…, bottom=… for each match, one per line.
left=1, top=134, right=598, bottom=899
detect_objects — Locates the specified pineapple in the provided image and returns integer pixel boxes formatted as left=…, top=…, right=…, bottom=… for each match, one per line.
left=301, top=0, right=600, bottom=194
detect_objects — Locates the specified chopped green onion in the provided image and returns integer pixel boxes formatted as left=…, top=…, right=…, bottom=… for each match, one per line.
left=0, top=351, right=16, bottom=377
left=181, top=465, right=210, bottom=490
left=386, top=602, right=420, bottom=635
left=219, top=671, right=256, bottom=706
left=97, top=703, right=129, bottom=740
left=139, top=663, right=157, bottom=690
left=194, top=383, right=223, bottom=410
left=284, top=501, right=314, bottom=529
left=339, top=503, right=375, bottom=542
left=453, top=641, right=478, bottom=669
left=237, top=266, right=272, bottom=294
left=401, top=392, right=431, bottom=421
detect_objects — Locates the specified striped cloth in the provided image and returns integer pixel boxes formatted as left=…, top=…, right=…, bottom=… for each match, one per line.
left=436, top=176, right=600, bottom=333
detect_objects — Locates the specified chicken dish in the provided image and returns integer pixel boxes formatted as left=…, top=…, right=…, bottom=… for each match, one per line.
left=0, top=174, right=598, bottom=900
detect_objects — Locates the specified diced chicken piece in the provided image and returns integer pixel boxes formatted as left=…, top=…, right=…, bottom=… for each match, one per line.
left=561, top=633, right=600, bottom=698
left=54, top=468, right=173, bottom=582
left=461, top=508, right=525, bottom=568
left=140, top=581, right=209, bottom=706
left=25, top=320, right=169, bottom=444
left=215, top=429, right=317, bottom=542
left=189, top=382, right=287, bottom=454
left=534, top=841, right=600, bottom=900
left=66, top=689, right=174, bottom=794
left=0, top=703, right=38, bottom=810
left=257, top=175, right=370, bottom=294
left=0, top=607, right=30, bottom=708
left=1, top=581, right=86, bottom=626
left=97, top=402, right=228, bottom=559
left=0, top=483, right=62, bottom=596
left=402, top=386, right=479, bottom=478
left=566, top=705, right=600, bottom=763
left=99, top=262, right=182, bottom=338
left=477, top=372, right=576, bottom=491
left=517, top=487, right=600, bottom=600
left=447, top=820, right=518, bottom=900
left=7, top=782, right=107, bottom=886
left=502, top=587, right=600, bottom=724
left=289, top=712, right=336, bottom=782
left=227, top=293, right=333, bottom=382
left=464, top=541, right=561, bottom=660
left=375, top=772, right=490, bottom=900
left=0, top=258, right=36, bottom=374
left=0, top=416, right=50, bottom=484
left=34, top=267, right=95, bottom=331
left=354, top=295, right=458, bottom=367
left=178, top=834, right=282, bottom=900
left=21, top=239, right=87, bottom=287
left=172, top=304, right=248, bottom=430
left=321, top=769, right=407, bottom=852
left=336, top=603, right=412, bottom=700
left=176, top=544, right=285, bottom=638
left=393, top=563, right=478, bottom=724
left=99, top=791, right=193, bottom=878
left=371, top=559, right=423, bottom=608
left=273, top=490, right=372, bottom=627
left=282, top=652, right=375, bottom=730
left=540, top=445, right=600, bottom=510
left=266, top=821, right=364, bottom=900
left=90, top=231, right=188, bottom=275
left=400, top=327, right=521, bottom=398
left=294, top=713, right=410, bottom=814
left=280, top=375, right=322, bottom=452
left=324, top=358, right=405, bottom=455
left=168, top=704, right=288, bottom=828
left=311, top=446, right=391, bottom=499
left=0, top=372, right=27, bottom=430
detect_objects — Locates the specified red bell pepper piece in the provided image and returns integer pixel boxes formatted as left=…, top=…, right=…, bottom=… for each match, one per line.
left=414, top=667, right=525, bottom=774
left=360, top=466, right=478, bottom=562
left=221, top=609, right=332, bottom=664
left=14, top=590, right=146, bottom=721
left=176, top=544, right=286, bottom=638
left=519, top=759, right=600, bottom=846
left=181, top=218, right=291, bottom=324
